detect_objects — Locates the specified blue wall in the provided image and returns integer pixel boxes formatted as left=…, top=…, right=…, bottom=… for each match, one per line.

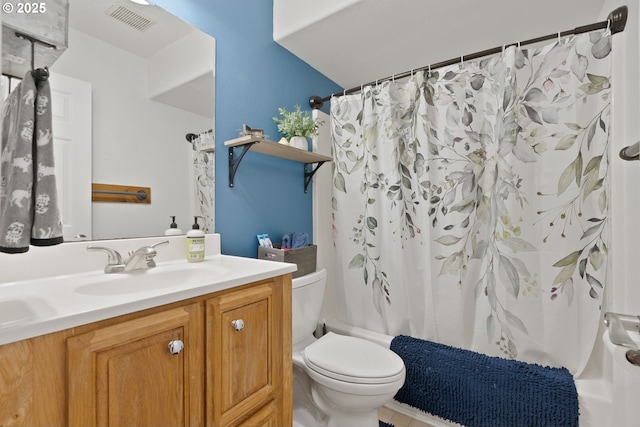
left=153, top=0, right=341, bottom=257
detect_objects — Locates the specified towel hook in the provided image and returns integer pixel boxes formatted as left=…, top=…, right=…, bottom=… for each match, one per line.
left=15, top=32, right=55, bottom=82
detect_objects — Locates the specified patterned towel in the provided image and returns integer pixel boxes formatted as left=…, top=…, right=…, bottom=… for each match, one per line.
left=0, top=71, right=63, bottom=253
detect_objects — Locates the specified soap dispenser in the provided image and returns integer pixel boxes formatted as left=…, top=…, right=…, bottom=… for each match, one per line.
left=186, top=216, right=205, bottom=262
left=165, top=216, right=183, bottom=236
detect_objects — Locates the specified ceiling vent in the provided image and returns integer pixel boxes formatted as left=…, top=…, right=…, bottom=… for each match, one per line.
left=105, top=4, right=156, bottom=32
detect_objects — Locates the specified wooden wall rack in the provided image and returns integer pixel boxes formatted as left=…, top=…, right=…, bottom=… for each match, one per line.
left=91, top=183, right=151, bottom=204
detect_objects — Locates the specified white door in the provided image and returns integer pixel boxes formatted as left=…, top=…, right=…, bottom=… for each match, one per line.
left=49, top=72, right=92, bottom=241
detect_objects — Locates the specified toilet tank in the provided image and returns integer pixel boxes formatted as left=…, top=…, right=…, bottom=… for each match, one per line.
left=292, top=269, right=326, bottom=347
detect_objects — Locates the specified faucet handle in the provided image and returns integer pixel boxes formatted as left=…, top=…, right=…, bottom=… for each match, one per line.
left=127, top=240, right=169, bottom=257
left=86, top=245, right=124, bottom=265
left=87, top=245, right=125, bottom=273
left=150, top=240, right=170, bottom=249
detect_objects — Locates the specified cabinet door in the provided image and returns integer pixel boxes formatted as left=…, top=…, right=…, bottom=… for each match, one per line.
left=206, top=283, right=276, bottom=427
left=67, top=304, right=203, bottom=427
left=235, top=401, right=277, bottom=427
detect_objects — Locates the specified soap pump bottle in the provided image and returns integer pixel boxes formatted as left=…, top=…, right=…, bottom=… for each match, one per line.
left=165, top=216, right=183, bottom=236
left=186, top=216, right=205, bottom=263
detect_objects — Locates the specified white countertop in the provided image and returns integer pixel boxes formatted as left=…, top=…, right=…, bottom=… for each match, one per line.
left=0, top=234, right=297, bottom=346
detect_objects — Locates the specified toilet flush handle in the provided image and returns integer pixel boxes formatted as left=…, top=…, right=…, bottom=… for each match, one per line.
left=231, top=319, right=245, bottom=331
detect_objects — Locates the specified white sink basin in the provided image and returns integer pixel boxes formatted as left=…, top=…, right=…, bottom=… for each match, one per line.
left=75, top=263, right=229, bottom=296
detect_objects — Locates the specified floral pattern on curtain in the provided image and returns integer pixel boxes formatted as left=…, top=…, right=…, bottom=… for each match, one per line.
left=330, top=31, right=611, bottom=374
left=192, top=131, right=215, bottom=232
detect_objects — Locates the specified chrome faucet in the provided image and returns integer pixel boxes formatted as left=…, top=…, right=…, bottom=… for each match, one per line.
left=86, top=245, right=125, bottom=273
left=87, top=240, right=169, bottom=273
left=124, top=240, right=169, bottom=271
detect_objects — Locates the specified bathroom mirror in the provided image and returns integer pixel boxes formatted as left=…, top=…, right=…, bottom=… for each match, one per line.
left=47, top=0, right=215, bottom=240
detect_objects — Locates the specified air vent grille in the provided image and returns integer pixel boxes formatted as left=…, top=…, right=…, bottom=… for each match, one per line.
left=105, top=4, right=156, bottom=32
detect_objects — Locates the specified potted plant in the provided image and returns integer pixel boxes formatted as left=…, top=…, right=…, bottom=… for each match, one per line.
left=272, top=105, right=324, bottom=150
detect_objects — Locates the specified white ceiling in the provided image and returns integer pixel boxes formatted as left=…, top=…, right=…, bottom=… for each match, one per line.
left=275, top=0, right=610, bottom=89
left=69, top=0, right=196, bottom=58
left=71, top=0, right=614, bottom=97
left=67, top=0, right=214, bottom=118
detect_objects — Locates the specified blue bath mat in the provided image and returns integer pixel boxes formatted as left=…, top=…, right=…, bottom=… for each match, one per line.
left=390, top=335, right=579, bottom=427
left=379, top=421, right=393, bottom=427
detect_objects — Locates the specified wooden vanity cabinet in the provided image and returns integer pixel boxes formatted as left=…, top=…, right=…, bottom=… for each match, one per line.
left=0, top=275, right=292, bottom=427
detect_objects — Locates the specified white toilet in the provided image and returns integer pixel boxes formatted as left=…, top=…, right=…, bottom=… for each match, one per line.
left=292, top=269, right=406, bottom=427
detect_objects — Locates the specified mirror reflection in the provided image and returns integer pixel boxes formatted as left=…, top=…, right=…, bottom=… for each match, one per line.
left=48, top=0, right=215, bottom=240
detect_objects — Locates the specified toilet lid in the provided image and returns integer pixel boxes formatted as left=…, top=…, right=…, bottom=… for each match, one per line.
left=303, top=332, right=405, bottom=384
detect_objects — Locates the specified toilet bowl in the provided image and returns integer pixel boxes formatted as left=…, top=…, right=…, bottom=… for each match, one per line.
left=292, top=269, right=406, bottom=427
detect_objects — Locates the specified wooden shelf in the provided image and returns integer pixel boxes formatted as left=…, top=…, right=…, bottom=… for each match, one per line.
left=225, top=136, right=331, bottom=163
left=224, top=136, right=332, bottom=192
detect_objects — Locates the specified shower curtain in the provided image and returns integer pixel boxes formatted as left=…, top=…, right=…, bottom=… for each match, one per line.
left=330, top=30, right=612, bottom=374
left=191, top=131, right=215, bottom=232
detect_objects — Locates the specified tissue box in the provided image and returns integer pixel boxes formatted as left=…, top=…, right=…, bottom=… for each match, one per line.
left=258, top=244, right=317, bottom=278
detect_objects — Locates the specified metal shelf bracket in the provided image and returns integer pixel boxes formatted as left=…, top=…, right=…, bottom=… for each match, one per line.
left=228, top=142, right=256, bottom=187
left=304, top=161, right=326, bottom=193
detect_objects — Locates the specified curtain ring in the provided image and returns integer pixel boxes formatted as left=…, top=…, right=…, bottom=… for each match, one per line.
left=557, top=31, right=562, bottom=44
left=605, top=19, right=611, bottom=36
left=460, top=55, right=464, bottom=66
left=411, top=69, right=414, bottom=77
left=428, top=64, right=431, bottom=77
left=343, top=89, right=347, bottom=96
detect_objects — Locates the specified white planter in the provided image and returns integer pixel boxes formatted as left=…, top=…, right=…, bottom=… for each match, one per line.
left=289, top=136, right=309, bottom=151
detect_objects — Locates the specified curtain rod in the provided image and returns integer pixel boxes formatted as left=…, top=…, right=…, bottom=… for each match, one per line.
left=309, top=5, right=628, bottom=109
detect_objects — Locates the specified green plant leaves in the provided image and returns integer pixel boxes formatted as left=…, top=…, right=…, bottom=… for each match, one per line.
left=272, top=104, right=324, bottom=139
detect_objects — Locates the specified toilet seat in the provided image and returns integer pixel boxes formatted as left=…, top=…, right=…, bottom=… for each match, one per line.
left=303, top=332, right=405, bottom=384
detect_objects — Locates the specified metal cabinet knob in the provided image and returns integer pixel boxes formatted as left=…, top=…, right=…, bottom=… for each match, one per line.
left=168, top=340, right=184, bottom=355
left=231, top=319, right=245, bottom=331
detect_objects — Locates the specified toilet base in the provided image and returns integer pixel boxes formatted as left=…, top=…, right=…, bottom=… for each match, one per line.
left=311, top=382, right=382, bottom=427
left=293, top=364, right=327, bottom=427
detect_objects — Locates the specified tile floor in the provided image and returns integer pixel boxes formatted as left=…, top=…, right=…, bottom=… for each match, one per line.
left=378, top=406, right=436, bottom=427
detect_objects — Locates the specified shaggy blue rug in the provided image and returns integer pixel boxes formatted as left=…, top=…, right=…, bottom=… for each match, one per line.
left=390, top=335, right=579, bottom=427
